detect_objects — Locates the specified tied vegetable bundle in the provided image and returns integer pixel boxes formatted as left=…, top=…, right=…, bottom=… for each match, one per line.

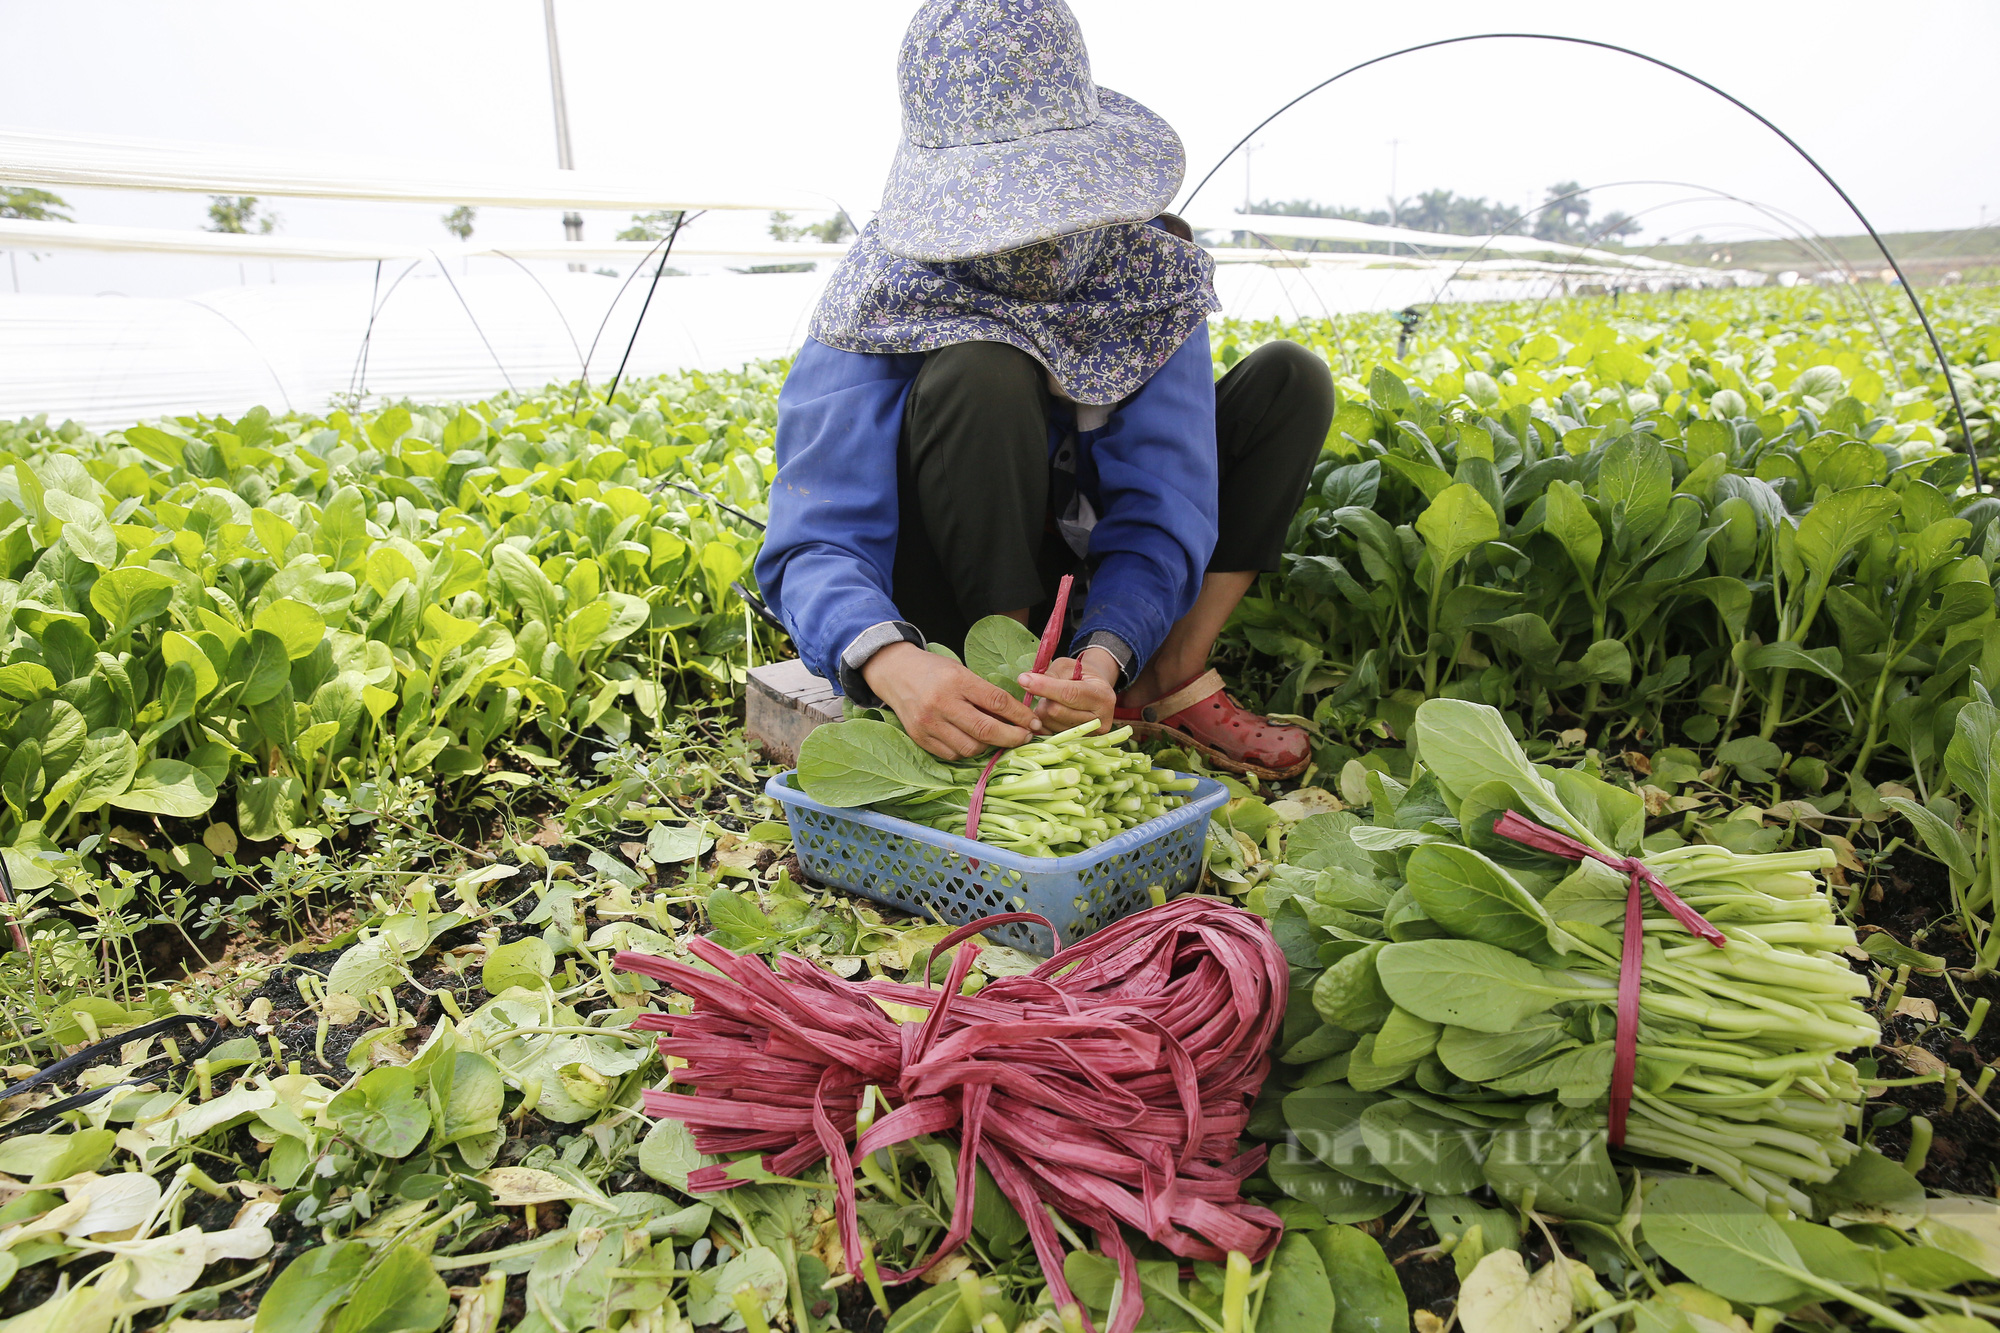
left=1262, top=699, right=1876, bottom=1221
left=613, top=896, right=1289, bottom=1333
left=798, top=608, right=1195, bottom=856
left=797, top=717, right=1196, bottom=857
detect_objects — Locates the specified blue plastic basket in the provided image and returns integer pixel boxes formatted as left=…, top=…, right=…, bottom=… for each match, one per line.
left=766, top=771, right=1229, bottom=955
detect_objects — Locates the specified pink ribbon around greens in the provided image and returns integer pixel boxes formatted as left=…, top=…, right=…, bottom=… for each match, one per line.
left=1488, top=810, right=1727, bottom=1145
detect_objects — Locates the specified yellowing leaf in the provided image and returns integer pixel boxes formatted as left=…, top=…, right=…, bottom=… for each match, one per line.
left=1415, top=483, right=1499, bottom=579
left=62, top=1171, right=163, bottom=1239
left=1458, top=1249, right=1573, bottom=1333
left=478, top=1166, right=587, bottom=1206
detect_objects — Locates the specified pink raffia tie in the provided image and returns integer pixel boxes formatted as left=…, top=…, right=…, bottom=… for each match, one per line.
left=1489, top=810, right=1727, bottom=1145
left=965, top=574, right=1076, bottom=841
left=612, top=897, right=1290, bottom=1333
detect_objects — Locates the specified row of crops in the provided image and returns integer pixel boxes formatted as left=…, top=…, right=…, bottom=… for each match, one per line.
left=0, top=283, right=1994, bottom=1333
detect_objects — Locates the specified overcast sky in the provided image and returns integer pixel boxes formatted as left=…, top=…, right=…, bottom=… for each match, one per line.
left=2, top=0, right=1995, bottom=297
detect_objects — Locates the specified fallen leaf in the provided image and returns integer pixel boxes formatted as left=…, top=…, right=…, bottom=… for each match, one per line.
left=96, top=1221, right=274, bottom=1300
left=1892, top=1045, right=1951, bottom=1078
left=1649, top=1284, right=1751, bottom=1333
left=156, top=1085, right=276, bottom=1143
left=1558, top=729, right=1587, bottom=748
left=971, top=946, right=1044, bottom=977
left=1459, top=1248, right=1573, bottom=1333
left=648, top=821, right=714, bottom=864
left=479, top=1166, right=589, bottom=1206
left=1414, top=1312, right=1449, bottom=1333
left=230, top=1199, right=279, bottom=1231
left=1640, top=785, right=1674, bottom=817
left=64, top=1171, right=162, bottom=1239
left=1822, top=833, right=1865, bottom=872
left=870, top=997, right=931, bottom=1025
left=1623, top=751, right=1652, bottom=776
left=922, top=1253, right=973, bottom=1285
left=1271, top=788, right=1346, bottom=823
left=321, top=993, right=363, bottom=1026
left=1894, top=996, right=1939, bottom=1022
left=1919, top=1198, right=2000, bottom=1278
left=530, top=816, right=568, bottom=848
left=713, top=832, right=771, bottom=873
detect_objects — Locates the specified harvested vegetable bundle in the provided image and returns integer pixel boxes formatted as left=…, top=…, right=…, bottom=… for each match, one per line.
left=1263, top=699, right=1876, bottom=1221
left=797, top=716, right=1196, bottom=856
left=613, top=896, right=1287, bottom=1333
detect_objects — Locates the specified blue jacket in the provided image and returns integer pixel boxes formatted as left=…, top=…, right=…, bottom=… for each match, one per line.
left=754, top=323, right=1219, bottom=695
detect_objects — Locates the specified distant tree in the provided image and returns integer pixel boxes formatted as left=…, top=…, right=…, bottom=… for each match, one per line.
left=1532, top=182, right=1592, bottom=244
left=1230, top=199, right=1386, bottom=251
left=1592, top=210, right=1644, bottom=241
left=442, top=205, right=477, bottom=241
left=768, top=211, right=855, bottom=243
left=1247, top=198, right=1392, bottom=226
left=0, top=186, right=72, bottom=222
left=206, top=196, right=279, bottom=234
left=618, top=210, right=686, bottom=242
left=1395, top=190, right=1525, bottom=237
left=1528, top=184, right=1645, bottom=245
left=1235, top=194, right=1524, bottom=252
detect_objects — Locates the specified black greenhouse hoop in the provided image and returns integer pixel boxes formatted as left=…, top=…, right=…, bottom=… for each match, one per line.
left=1179, top=33, right=1982, bottom=487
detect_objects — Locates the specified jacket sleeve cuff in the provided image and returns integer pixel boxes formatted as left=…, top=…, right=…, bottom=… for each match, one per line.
left=1074, top=631, right=1136, bottom=690
left=838, top=620, right=926, bottom=706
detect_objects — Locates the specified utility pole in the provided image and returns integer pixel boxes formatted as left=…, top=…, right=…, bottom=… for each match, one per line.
left=1388, top=139, right=1400, bottom=226
left=543, top=0, right=585, bottom=271
left=1242, top=141, right=1265, bottom=214
left=1387, top=139, right=1401, bottom=257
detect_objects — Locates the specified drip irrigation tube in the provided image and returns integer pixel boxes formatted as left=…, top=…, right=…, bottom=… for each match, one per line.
left=0, top=1013, right=228, bottom=1138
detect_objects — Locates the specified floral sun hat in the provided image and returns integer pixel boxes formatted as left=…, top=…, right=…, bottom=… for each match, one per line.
left=807, top=0, right=1216, bottom=404
left=874, top=0, right=1187, bottom=263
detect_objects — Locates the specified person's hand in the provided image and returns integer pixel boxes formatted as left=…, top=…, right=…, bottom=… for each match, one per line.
left=863, top=641, right=1041, bottom=760
left=1019, top=646, right=1120, bottom=736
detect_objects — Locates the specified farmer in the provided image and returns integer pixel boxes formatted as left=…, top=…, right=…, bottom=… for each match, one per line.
left=756, top=0, right=1333, bottom=777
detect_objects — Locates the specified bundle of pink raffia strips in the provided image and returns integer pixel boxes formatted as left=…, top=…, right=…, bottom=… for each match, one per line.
left=612, top=896, right=1287, bottom=1333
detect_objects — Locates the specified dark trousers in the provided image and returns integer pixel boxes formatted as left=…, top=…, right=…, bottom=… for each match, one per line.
left=890, top=339, right=1334, bottom=657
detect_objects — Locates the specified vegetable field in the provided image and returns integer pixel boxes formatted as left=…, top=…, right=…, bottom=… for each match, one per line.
left=0, top=282, right=1996, bottom=1333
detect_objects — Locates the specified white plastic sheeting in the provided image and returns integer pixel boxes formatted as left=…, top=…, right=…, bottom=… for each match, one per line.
left=1182, top=210, right=1695, bottom=271
left=0, top=128, right=827, bottom=212
left=0, top=258, right=1747, bottom=430
left=0, top=217, right=849, bottom=264
left=0, top=209, right=1688, bottom=274
left=0, top=269, right=831, bottom=428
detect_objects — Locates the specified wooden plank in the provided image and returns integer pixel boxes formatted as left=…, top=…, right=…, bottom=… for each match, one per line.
left=746, top=658, right=845, bottom=766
